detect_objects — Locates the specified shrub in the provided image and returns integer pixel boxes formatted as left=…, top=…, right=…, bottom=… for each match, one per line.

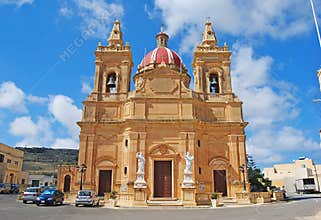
left=211, top=192, right=219, bottom=200
left=110, top=190, right=118, bottom=199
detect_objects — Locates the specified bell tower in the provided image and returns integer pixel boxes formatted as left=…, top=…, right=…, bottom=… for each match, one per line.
left=192, top=20, right=232, bottom=95
left=91, top=20, right=133, bottom=99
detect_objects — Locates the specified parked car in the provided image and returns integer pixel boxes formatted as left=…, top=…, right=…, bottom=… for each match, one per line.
left=22, top=187, right=41, bottom=203
left=10, top=184, right=19, bottom=194
left=75, top=190, right=100, bottom=207
left=36, top=189, right=64, bottom=206
left=0, top=183, right=10, bottom=194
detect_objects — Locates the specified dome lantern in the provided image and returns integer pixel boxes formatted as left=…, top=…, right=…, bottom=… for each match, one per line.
left=156, top=25, right=169, bottom=48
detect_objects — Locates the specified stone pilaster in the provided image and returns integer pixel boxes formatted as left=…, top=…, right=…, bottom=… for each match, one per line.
left=93, top=59, right=102, bottom=92
left=228, top=135, right=240, bottom=180
left=128, top=132, right=138, bottom=183
left=222, top=61, right=232, bottom=93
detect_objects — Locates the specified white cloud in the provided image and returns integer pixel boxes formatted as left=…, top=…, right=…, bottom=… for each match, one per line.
left=9, top=116, right=53, bottom=147
left=231, top=44, right=320, bottom=164
left=0, top=81, right=27, bottom=113
left=59, top=7, right=73, bottom=17
left=0, top=82, right=49, bottom=112
left=232, top=45, right=298, bottom=127
left=26, top=95, right=48, bottom=104
left=0, top=0, right=33, bottom=7
left=52, top=138, right=79, bottom=149
left=61, top=0, right=124, bottom=38
left=9, top=116, right=38, bottom=137
left=2, top=82, right=81, bottom=149
left=247, top=127, right=320, bottom=164
left=48, top=95, right=82, bottom=138
left=178, top=24, right=199, bottom=54
left=152, top=0, right=312, bottom=54
left=81, top=81, right=92, bottom=94
left=144, top=4, right=155, bottom=19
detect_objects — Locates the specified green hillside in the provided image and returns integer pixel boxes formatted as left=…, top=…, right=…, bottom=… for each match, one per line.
left=17, top=147, right=78, bottom=176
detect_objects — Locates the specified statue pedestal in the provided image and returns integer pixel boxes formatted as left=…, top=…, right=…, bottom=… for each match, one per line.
left=133, top=188, right=148, bottom=207
left=181, top=170, right=196, bottom=206
left=181, top=186, right=197, bottom=206
left=182, top=171, right=195, bottom=188
left=134, top=171, right=146, bottom=188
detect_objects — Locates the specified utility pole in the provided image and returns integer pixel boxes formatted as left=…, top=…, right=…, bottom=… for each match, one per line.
left=310, top=0, right=321, bottom=48
left=313, top=160, right=320, bottom=192
left=310, top=0, right=321, bottom=152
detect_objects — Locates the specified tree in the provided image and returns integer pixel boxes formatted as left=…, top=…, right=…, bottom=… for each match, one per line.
left=247, top=154, right=271, bottom=192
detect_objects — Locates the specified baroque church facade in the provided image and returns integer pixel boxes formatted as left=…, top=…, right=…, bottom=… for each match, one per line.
left=57, top=20, right=249, bottom=206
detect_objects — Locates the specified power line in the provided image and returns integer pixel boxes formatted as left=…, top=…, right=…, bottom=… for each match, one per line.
left=310, top=0, right=321, bottom=48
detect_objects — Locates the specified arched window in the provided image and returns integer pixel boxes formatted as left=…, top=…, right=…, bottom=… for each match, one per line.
left=106, top=73, right=117, bottom=93
left=209, top=74, right=219, bottom=94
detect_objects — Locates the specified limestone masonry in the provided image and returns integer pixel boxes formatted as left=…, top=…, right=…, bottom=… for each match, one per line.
left=57, top=20, right=249, bottom=206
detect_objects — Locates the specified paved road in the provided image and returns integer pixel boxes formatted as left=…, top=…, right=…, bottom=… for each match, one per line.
left=0, top=194, right=321, bottom=220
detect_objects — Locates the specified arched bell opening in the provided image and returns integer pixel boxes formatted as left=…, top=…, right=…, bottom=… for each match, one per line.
left=106, top=73, right=117, bottom=93
left=209, top=74, right=219, bottom=94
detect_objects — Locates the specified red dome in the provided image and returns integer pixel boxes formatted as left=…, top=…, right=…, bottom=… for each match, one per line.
left=139, top=47, right=182, bottom=68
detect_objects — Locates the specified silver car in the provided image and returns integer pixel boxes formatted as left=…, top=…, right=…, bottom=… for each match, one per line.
left=22, top=187, right=41, bottom=203
left=75, top=190, right=99, bottom=207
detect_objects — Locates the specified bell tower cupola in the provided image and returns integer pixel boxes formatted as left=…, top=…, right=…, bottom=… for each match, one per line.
left=89, top=20, right=133, bottom=101
left=108, top=19, right=123, bottom=46
left=202, top=20, right=217, bottom=46
left=192, top=20, right=232, bottom=94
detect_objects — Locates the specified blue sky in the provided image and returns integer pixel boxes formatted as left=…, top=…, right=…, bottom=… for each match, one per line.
left=0, top=0, right=320, bottom=168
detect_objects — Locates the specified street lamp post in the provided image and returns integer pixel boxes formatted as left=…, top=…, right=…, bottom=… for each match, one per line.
left=77, top=163, right=87, bottom=190
left=239, top=164, right=247, bottom=192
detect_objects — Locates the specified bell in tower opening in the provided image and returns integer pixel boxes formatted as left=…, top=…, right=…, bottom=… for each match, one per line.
left=209, top=74, right=219, bottom=94
left=107, top=73, right=116, bottom=93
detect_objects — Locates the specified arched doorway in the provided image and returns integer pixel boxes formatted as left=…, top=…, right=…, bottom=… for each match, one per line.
left=209, top=157, right=229, bottom=197
left=63, top=175, right=71, bottom=192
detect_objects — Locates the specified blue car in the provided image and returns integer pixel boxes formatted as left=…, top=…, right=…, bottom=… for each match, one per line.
left=36, top=189, right=64, bottom=206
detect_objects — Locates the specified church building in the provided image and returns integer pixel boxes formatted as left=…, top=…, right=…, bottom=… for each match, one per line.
left=57, top=20, right=249, bottom=206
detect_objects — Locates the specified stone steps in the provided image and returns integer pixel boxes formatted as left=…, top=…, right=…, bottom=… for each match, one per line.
left=221, top=197, right=237, bottom=203
left=219, top=197, right=238, bottom=207
left=147, top=199, right=183, bottom=206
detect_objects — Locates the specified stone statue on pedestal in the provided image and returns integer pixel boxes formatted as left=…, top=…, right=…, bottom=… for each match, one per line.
left=182, top=152, right=195, bottom=188
left=134, top=152, right=146, bottom=188
left=184, top=152, right=194, bottom=173
left=136, top=152, right=145, bottom=173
